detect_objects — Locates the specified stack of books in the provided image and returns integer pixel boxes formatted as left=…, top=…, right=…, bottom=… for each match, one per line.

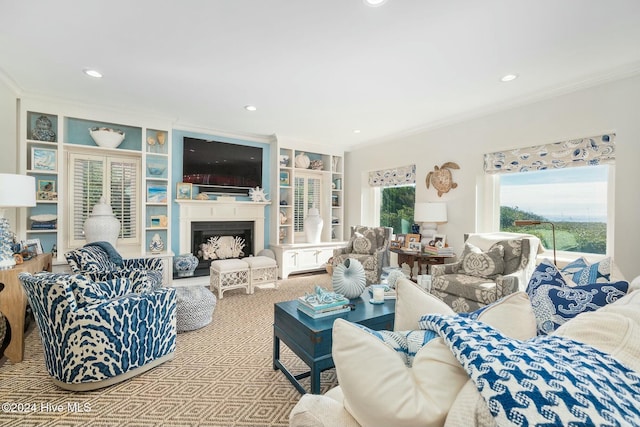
left=297, top=295, right=351, bottom=319
left=423, top=245, right=454, bottom=256
left=31, top=220, right=57, bottom=230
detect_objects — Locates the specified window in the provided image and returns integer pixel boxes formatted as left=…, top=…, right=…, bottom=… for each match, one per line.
left=293, top=171, right=322, bottom=236
left=499, top=165, right=610, bottom=255
left=67, top=151, right=140, bottom=247
left=379, top=185, right=415, bottom=235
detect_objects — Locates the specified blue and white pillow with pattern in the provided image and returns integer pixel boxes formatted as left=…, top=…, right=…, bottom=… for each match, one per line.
left=561, top=256, right=612, bottom=285
left=527, top=259, right=628, bottom=335
left=352, top=324, right=436, bottom=367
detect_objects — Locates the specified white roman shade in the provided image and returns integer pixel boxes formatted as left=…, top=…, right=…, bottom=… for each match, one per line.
left=483, top=134, right=615, bottom=175
left=368, top=164, right=416, bottom=187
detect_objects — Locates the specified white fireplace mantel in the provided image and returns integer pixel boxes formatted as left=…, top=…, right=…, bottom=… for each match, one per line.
left=176, top=199, right=270, bottom=255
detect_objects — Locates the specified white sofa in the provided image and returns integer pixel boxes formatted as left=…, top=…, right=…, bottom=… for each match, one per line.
left=289, top=277, right=640, bottom=427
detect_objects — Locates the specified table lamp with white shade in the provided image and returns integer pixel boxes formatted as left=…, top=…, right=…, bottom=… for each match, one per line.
left=0, top=174, right=36, bottom=269
left=414, top=202, right=447, bottom=238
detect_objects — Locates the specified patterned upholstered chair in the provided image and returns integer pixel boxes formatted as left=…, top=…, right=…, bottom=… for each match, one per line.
left=65, top=242, right=164, bottom=289
left=19, top=272, right=176, bottom=391
left=430, top=232, right=541, bottom=313
left=332, top=226, right=392, bottom=285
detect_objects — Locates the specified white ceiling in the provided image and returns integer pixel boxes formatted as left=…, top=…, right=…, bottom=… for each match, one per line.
left=1, top=0, right=640, bottom=151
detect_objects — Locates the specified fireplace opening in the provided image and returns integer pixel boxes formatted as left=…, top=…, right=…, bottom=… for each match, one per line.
left=182, top=221, right=254, bottom=278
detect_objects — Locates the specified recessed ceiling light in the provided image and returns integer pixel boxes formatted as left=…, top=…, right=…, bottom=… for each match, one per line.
left=500, top=74, right=518, bottom=82
left=353, top=129, right=361, bottom=134
left=363, top=0, right=387, bottom=7
left=244, top=105, right=257, bottom=111
left=83, top=68, right=103, bottom=78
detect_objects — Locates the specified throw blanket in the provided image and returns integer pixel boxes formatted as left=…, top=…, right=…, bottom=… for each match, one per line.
left=84, top=241, right=124, bottom=267
left=418, top=314, right=640, bottom=426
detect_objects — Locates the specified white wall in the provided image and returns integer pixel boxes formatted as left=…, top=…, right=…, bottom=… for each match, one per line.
left=345, top=74, right=640, bottom=279
left=0, top=77, right=19, bottom=226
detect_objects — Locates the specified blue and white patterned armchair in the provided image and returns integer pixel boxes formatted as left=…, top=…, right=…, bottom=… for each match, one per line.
left=332, top=226, right=392, bottom=285
left=19, top=272, right=176, bottom=391
left=65, top=242, right=164, bottom=289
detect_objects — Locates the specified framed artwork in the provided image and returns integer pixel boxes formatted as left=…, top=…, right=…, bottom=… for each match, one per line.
left=37, top=179, right=55, bottom=192
left=396, top=234, right=406, bottom=247
left=280, top=171, right=290, bottom=186
left=433, top=234, right=447, bottom=248
left=150, top=215, right=169, bottom=227
left=147, top=183, right=168, bottom=203
left=176, top=182, right=192, bottom=200
left=25, top=238, right=43, bottom=255
left=390, top=240, right=402, bottom=249
left=405, top=233, right=421, bottom=247
left=408, top=241, right=421, bottom=252
left=31, top=147, right=57, bottom=171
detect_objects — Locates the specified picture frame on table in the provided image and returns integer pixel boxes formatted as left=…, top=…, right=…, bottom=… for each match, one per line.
left=396, top=234, right=406, bottom=247
left=25, top=238, right=43, bottom=255
left=433, top=234, right=447, bottom=248
left=390, top=240, right=402, bottom=249
left=280, top=171, right=290, bottom=186
left=147, top=183, right=168, bottom=203
left=405, top=233, right=421, bottom=248
left=31, top=147, right=57, bottom=171
left=176, top=182, right=192, bottom=200
left=408, top=241, right=421, bottom=252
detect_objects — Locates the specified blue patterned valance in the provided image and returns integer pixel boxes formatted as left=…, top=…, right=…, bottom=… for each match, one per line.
left=483, top=134, right=616, bottom=175
left=368, top=164, right=416, bottom=187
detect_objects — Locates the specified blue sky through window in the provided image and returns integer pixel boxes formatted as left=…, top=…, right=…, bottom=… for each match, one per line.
left=500, top=165, right=608, bottom=223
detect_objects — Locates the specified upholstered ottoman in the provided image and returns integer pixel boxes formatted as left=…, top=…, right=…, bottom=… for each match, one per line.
left=245, top=256, right=278, bottom=290
left=210, top=259, right=251, bottom=298
left=175, top=286, right=217, bottom=332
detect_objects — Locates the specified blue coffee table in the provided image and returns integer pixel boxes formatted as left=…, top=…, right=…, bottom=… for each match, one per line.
left=273, top=293, right=395, bottom=394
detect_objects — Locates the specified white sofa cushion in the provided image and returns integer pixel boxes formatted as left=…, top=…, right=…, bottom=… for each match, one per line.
left=331, top=279, right=537, bottom=427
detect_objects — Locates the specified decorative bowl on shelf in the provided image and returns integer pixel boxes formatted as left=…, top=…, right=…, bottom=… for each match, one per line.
left=89, top=127, right=125, bottom=149
left=147, top=163, right=167, bottom=176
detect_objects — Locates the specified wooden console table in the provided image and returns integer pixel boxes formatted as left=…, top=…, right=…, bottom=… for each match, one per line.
left=390, top=248, right=453, bottom=281
left=0, top=253, right=52, bottom=363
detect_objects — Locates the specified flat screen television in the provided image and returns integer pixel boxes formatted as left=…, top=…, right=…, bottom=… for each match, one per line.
left=182, top=137, right=263, bottom=194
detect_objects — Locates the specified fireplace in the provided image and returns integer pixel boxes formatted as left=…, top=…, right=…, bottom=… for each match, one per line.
left=188, top=221, right=254, bottom=277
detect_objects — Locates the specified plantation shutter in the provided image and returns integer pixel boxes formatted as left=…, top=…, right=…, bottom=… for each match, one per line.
left=293, top=171, right=322, bottom=234
left=68, top=152, right=140, bottom=247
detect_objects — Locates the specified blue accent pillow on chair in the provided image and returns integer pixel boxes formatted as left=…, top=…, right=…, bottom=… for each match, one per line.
left=527, top=259, right=628, bottom=335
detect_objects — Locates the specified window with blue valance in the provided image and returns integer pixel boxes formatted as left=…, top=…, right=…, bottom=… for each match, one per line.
left=483, top=134, right=616, bottom=175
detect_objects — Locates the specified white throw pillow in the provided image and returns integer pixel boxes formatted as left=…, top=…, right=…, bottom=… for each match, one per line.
left=332, top=281, right=537, bottom=427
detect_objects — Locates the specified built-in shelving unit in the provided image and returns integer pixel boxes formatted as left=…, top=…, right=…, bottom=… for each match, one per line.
left=18, top=100, right=174, bottom=281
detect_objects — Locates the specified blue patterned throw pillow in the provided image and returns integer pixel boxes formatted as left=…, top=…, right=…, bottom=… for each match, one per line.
left=527, top=259, right=628, bottom=335
left=561, top=256, right=612, bottom=285
left=352, top=324, right=436, bottom=367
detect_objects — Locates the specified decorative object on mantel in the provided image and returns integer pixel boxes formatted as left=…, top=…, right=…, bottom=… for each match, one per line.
left=32, top=115, right=56, bottom=142
left=149, top=233, right=164, bottom=254
left=309, top=159, right=323, bottom=170
left=174, top=253, right=199, bottom=277
left=426, top=162, right=460, bottom=197
left=89, top=127, right=125, bottom=149
left=248, top=186, right=269, bottom=202
left=279, top=155, right=289, bottom=167
left=195, top=192, right=209, bottom=200
left=83, top=196, right=120, bottom=246
left=295, top=152, right=311, bottom=169
left=304, top=207, right=323, bottom=243
left=200, top=236, right=245, bottom=260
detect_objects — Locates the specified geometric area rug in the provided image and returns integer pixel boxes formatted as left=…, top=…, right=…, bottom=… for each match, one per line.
left=0, top=273, right=337, bottom=426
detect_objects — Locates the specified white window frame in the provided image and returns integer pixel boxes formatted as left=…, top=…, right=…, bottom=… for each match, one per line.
left=490, top=165, right=616, bottom=263
left=67, top=150, right=141, bottom=248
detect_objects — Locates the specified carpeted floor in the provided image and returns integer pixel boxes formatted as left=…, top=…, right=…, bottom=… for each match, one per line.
left=0, top=273, right=338, bottom=427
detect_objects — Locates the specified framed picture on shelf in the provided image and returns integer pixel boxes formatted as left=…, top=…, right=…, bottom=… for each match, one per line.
left=37, top=191, right=57, bottom=201
left=176, top=182, right=192, bottom=200
left=37, top=180, right=55, bottom=193
left=279, top=171, right=290, bottom=186
left=405, top=233, right=421, bottom=248
left=433, top=234, right=447, bottom=248
left=147, top=183, right=168, bottom=203
left=31, top=147, right=57, bottom=171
